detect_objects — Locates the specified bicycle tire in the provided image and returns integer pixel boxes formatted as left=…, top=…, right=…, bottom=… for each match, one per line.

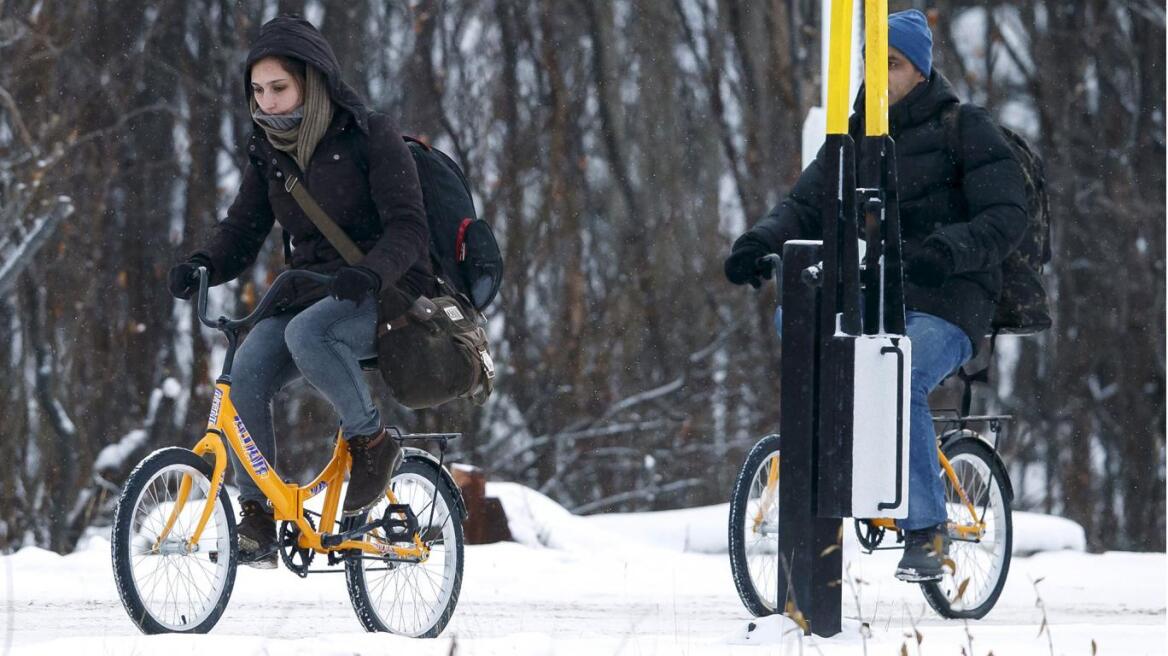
left=345, top=457, right=465, bottom=637
left=920, top=436, right=1013, bottom=619
left=111, top=447, right=238, bottom=634
left=728, top=433, right=782, bottom=617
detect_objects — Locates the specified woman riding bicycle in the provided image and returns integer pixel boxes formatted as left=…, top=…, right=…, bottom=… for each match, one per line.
left=166, top=15, right=433, bottom=568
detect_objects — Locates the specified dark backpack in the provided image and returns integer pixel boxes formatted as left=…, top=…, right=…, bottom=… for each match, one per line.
left=944, top=104, right=1052, bottom=335
left=349, top=128, right=503, bottom=313
left=402, top=137, right=503, bottom=313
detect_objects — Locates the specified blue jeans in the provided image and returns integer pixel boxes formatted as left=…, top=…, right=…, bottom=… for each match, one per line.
left=773, top=307, right=972, bottom=530
left=228, top=295, right=380, bottom=504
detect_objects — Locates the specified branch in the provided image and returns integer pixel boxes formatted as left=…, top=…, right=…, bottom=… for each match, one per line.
left=0, top=198, right=73, bottom=297
left=569, top=478, right=706, bottom=514
left=672, top=0, right=753, bottom=220
left=57, top=101, right=174, bottom=156
left=94, top=381, right=180, bottom=484
left=0, top=82, right=37, bottom=153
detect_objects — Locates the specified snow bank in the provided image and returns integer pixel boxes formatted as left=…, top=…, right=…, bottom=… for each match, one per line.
left=584, top=503, right=729, bottom=553
left=1012, top=510, right=1087, bottom=554
left=491, top=483, right=1087, bottom=557
left=486, top=481, right=630, bottom=551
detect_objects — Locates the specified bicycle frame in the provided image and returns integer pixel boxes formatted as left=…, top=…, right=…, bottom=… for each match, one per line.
left=153, top=384, right=428, bottom=561
left=752, top=453, right=781, bottom=532
left=751, top=447, right=986, bottom=539
left=152, top=267, right=428, bottom=562
left=866, top=448, right=985, bottom=539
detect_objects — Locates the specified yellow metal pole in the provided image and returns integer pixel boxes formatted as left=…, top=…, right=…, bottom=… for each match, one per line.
left=863, top=0, right=889, bottom=136
left=826, top=0, right=855, bottom=135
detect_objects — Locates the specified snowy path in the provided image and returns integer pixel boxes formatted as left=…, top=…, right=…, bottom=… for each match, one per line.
left=2, top=485, right=1164, bottom=655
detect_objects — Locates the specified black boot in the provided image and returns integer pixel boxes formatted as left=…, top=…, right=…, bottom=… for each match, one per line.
left=344, top=426, right=403, bottom=516
left=895, top=525, right=950, bottom=582
left=237, top=499, right=278, bottom=569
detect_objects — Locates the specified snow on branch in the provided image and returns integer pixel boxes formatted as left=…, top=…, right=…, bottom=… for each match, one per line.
left=0, top=198, right=73, bottom=297
left=570, top=478, right=706, bottom=514
left=94, top=378, right=183, bottom=481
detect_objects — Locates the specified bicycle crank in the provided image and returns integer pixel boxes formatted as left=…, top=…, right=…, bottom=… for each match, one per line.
left=278, top=514, right=316, bottom=577
left=854, top=519, right=887, bottom=552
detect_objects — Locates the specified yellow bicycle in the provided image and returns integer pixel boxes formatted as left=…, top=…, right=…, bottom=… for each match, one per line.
left=111, top=268, right=466, bottom=636
left=728, top=414, right=1013, bottom=620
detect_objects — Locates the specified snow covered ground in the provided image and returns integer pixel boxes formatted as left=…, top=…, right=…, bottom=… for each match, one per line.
left=2, top=482, right=1164, bottom=655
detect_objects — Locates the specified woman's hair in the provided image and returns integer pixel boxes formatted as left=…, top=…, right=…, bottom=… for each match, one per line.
left=252, top=55, right=306, bottom=93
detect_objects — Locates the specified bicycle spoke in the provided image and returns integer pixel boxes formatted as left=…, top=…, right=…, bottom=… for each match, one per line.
left=350, top=466, right=461, bottom=636
left=117, top=459, right=234, bottom=632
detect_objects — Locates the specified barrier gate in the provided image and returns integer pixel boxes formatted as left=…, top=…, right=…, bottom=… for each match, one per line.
left=776, top=0, right=911, bottom=637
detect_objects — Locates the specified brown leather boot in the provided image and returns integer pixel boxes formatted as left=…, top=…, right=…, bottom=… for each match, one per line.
left=343, top=426, right=403, bottom=516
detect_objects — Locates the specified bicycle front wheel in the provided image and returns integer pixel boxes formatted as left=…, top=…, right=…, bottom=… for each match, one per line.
left=345, top=457, right=464, bottom=637
left=111, top=447, right=237, bottom=634
left=920, top=436, right=1013, bottom=619
left=728, top=433, right=782, bottom=616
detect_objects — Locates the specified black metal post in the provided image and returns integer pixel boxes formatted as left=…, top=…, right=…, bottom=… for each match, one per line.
left=778, top=240, right=842, bottom=638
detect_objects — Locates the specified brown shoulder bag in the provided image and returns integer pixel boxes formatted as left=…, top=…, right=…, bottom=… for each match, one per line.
left=283, top=173, right=495, bottom=409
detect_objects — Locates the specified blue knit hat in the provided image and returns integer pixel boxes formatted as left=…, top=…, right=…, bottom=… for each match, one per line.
left=888, top=9, right=933, bottom=76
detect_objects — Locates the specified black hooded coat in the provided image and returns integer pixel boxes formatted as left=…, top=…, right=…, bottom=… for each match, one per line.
left=189, top=15, right=432, bottom=312
left=747, top=72, right=1028, bottom=347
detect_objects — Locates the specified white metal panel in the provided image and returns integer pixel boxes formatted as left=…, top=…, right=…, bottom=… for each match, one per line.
left=850, top=335, right=912, bottom=518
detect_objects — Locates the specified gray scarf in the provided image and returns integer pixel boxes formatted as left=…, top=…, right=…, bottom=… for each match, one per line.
left=250, top=65, right=334, bottom=171
left=253, top=106, right=303, bottom=131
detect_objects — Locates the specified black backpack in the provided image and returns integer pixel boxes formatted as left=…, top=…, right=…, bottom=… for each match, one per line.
left=402, top=137, right=503, bottom=313
left=944, top=104, right=1052, bottom=335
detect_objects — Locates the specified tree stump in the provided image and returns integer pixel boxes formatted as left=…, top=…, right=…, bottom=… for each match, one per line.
left=450, top=463, right=513, bottom=544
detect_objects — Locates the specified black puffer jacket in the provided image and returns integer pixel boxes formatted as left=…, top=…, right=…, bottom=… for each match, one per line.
left=188, top=15, right=433, bottom=312
left=748, top=72, right=1028, bottom=347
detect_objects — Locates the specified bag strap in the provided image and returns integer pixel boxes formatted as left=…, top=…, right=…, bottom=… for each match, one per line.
left=281, top=174, right=366, bottom=266
left=276, top=157, right=468, bottom=305
left=955, top=330, right=998, bottom=416
left=943, top=103, right=966, bottom=174
left=276, top=154, right=485, bottom=329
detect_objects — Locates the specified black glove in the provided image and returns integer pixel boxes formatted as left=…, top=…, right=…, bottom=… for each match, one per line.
left=167, top=257, right=210, bottom=300
left=330, top=266, right=381, bottom=303
left=724, top=234, right=775, bottom=289
left=905, top=243, right=954, bottom=288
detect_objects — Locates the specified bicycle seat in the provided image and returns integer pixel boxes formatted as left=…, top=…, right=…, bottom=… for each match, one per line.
left=358, top=356, right=378, bottom=371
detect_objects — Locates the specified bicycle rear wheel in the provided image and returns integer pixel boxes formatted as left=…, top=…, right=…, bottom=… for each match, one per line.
left=111, top=447, right=237, bottom=634
left=920, top=436, right=1012, bottom=619
left=728, top=433, right=782, bottom=616
left=345, top=457, right=464, bottom=637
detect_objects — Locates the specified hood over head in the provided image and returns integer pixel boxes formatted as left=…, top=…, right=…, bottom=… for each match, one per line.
left=244, top=14, right=370, bottom=133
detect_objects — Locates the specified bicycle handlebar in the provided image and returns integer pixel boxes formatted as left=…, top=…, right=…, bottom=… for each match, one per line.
left=193, top=266, right=334, bottom=332
left=758, top=253, right=782, bottom=273
left=754, top=253, right=785, bottom=297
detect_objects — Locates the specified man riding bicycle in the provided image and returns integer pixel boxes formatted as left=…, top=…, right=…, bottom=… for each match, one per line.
left=724, top=9, right=1027, bottom=582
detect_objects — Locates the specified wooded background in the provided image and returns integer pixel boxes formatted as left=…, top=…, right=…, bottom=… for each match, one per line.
left=1, top=0, right=1163, bottom=554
